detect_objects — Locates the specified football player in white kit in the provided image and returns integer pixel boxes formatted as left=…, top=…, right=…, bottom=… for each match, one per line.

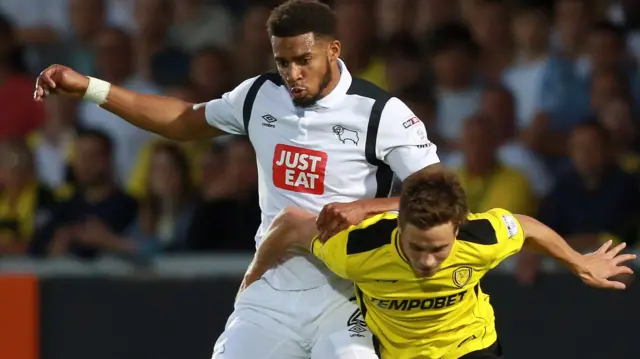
left=33, top=1, right=441, bottom=358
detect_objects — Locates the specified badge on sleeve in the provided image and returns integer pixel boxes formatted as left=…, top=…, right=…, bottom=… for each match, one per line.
left=402, top=116, right=421, bottom=129
left=501, top=214, right=519, bottom=239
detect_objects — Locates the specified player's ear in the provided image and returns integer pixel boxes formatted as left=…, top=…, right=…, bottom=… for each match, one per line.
left=328, top=39, right=341, bottom=61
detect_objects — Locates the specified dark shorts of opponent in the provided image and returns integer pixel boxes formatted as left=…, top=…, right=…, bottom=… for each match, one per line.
left=459, top=340, right=503, bottom=359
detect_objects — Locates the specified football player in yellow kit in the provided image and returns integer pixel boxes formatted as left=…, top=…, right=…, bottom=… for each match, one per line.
left=242, top=169, right=635, bottom=359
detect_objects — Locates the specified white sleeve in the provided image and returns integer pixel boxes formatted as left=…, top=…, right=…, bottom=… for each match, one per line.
left=376, top=97, right=440, bottom=180
left=204, top=76, right=258, bottom=135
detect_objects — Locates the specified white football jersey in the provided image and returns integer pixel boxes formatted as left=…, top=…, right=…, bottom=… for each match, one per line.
left=205, top=60, right=439, bottom=290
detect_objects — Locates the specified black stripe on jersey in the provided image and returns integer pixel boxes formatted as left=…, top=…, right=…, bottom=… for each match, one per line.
left=242, top=72, right=283, bottom=137
left=346, top=218, right=396, bottom=255
left=457, top=219, right=498, bottom=245
left=346, top=78, right=394, bottom=198
left=355, top=285, right=381, bottom=357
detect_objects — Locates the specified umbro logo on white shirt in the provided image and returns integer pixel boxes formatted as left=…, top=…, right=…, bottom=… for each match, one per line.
left=262, top=114, right=277, bottom=128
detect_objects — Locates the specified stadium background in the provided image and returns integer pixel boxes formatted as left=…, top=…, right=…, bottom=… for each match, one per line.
left=1, top=0, right=640, bottom=358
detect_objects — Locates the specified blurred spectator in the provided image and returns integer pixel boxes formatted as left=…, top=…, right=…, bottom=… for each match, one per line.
left=0, top=0, right=67, bottom=45
left=598, top=99, right=640, bottom=173
left=77, top=27, right=160, bottom=183
left=453, top=115, right=536, bottom=215
left=86, top=143, right=198, bottom=259
left=127, top=136, right=210, bottom=200
left=607, top=0, right=640, bottom=60
left=0, top=15, right=45, bottom=140
left=335, top=0, right=387, bottom=89
left=375, top=0, right=411, bottom=39
left=552, top=0, right=593, bottom=59
left=232, top=3, right=274, bottom=80
left=395, top=86, right=437, bottom=134
left=590, top=68, right=632, bottom=113
left=444, top=87, right=553, bottom=197
left=424, top=22, right=482, bottom=153
left=28, top=96, right=79, bottom=189
left=58, top=0, right=107, bottom=76
left=503, top=0, right=588, bottom=156
left=30, top=130, right=138, bottom=258
left=469, top=0, right=514, bottom=85
left=383, top=31, right=426, bottom=94
left=169, top=0, right=234, bottom=51
left=537, top=122, right=640, bottom=253
left=582, top=21, right=640, bottom=107
left=414, top=0, right=460, bottom=34
left=189, top=46, right=234, bottom=103
left=0, top=140, right=57, bottom=255
left=106, top=0, right=137, bottom=32
left=133, top=0, right=190, bottom=85
left=188, top=138, right=260, bottom=251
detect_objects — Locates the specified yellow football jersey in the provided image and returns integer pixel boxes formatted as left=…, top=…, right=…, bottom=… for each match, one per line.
left=311, top=208, right=525, bottom=359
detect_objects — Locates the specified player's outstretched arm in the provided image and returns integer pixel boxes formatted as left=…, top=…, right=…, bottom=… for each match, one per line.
left=241, top=207, right=319, bottom=290
left=516, top=214, right=636, bottom=290
left=34, top=64, right=222, bottom=141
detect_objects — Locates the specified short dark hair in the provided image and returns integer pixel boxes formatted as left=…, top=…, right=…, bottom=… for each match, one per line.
left=77, top=129, right=113, bottom=155
left=399, top=169, right=468, bottom=230
left=423, top=22, right=479, bottom=58
left=590, top=20, right=627, bottom=42
left=266, top=0, right=337, bottom=38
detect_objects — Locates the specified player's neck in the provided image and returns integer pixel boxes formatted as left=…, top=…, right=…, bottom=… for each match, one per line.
left=318, top=62, right=343, bottom=100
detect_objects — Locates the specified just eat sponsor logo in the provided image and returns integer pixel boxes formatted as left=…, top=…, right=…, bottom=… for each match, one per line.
left=273, top=144, right=328, bottom=195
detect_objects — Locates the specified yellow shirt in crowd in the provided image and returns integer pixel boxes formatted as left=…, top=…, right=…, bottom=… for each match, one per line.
left=455, top=164, right=535, bottom=215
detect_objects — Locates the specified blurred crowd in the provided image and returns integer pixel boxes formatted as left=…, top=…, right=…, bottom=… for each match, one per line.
left=1, top=0, right=640, bottom=282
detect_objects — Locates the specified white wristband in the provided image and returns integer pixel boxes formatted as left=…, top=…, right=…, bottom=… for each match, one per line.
left=83, top=76, right=111, bottom=105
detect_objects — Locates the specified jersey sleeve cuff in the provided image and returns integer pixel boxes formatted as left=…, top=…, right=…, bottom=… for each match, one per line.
left=310, top=236, right=322, bottom=257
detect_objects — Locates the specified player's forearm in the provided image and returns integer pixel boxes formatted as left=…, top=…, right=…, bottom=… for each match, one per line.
left=516, top=214, right=585, bottom=274
left=100, top=86, right=216, bottom=141
left=248, top=208, right=318, bottom=279
left=361, top=197, right=400, bottom=217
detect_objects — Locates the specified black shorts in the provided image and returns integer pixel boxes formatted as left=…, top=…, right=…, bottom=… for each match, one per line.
left=458, top=340, right=503, bottom=359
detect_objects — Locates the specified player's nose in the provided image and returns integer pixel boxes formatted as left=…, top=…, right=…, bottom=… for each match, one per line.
left=288, top=63, right=303, bottom=82
left=421, top=254, right=438, bottom=269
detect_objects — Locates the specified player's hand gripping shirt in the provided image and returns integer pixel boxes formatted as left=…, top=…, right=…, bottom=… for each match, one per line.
left=203, top=59, right=439, bottom=290
left=311, top=208, right=525, bottom=359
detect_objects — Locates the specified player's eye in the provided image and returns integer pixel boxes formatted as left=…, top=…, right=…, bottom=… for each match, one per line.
left=432, top=245, right=448, bottom=253
left=300, top=57, right=311, bottom=65
left=276, top=60, right=289, bottom=68
left=410, top=243, right=425, bottom=252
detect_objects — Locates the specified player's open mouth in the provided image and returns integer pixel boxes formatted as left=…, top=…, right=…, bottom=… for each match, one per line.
left=291, top=86, right=307, bottom=97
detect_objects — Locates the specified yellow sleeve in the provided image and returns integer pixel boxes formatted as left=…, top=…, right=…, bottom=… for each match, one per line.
left=310, top=231, right=351, bottom=279
left=484, top=208, right=526, bottom=269
left=126, top=139, right=159, bottom=199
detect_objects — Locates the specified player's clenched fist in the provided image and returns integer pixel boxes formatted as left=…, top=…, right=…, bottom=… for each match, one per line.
left=33, top=64, right=90, bottom=101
